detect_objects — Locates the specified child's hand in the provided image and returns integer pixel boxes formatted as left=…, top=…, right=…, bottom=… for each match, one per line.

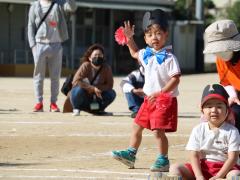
left=147, top=92, right=159, bottom=103
left=123, top=21, right=135, bottom=39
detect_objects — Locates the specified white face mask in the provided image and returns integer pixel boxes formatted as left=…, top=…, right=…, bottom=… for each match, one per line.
left=215, top=51, right=233, bottom=61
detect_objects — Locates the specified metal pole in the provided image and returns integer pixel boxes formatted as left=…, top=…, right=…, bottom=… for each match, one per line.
left=109, top=9, right=114, bottom=68
left=71, top=13, right=76, bottom=69
left=196, top=0, right=203, bottom=20
left=92, top=9, right=96, bottom=44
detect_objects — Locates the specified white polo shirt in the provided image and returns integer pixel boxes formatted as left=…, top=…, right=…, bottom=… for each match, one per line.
left=186, top=122, right=240, bottom=162
left=138, top=47, right=181, bottom=96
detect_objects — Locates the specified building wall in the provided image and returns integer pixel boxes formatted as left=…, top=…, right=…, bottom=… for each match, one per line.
left=173, top=23, right=196, bottom=72
left=0, top=3, right=29, bottom=64
left=0, top=2, right=199, bottom=76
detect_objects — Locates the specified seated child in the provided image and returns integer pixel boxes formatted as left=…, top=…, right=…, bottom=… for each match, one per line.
left=120, top=66, right=145, bottom=118
left=169, top=84, right=240, bottom=180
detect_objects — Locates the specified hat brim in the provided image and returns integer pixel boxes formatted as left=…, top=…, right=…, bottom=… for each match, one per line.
left=201, top=94, right=228, bottom=107
left=203, top=34, right=240, bottom=54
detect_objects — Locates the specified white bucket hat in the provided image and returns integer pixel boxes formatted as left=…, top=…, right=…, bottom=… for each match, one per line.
left=203, top=19, right=240, bottom=54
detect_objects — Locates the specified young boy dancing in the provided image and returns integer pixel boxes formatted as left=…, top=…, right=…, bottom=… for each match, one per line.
left=169, top=84, right=240, bottom=180
left=112, top=9, right=181, bottom=172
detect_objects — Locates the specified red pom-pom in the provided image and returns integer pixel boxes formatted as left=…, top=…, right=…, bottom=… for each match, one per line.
left=114, top=26, right=128, bottom=46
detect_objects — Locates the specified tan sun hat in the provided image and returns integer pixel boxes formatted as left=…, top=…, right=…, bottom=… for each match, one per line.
left=203, top=19, right=240, bottom=54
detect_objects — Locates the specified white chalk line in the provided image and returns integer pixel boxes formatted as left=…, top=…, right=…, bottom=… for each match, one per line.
left=0, top=175, right=103, bottom=179
left=0, top=121, right=130, bottom=126
left=0, top=121, right=77, bottom=125
left=67, top=133, right=189, bottom=137
left=0, top=175, right=146, bottom=180
left=0, top=168, right=149, bottom=177
left=0, top=133, right=189, bottom=137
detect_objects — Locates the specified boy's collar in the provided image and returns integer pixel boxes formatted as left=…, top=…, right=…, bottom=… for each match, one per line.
left=207, top=121, right=226, bottom=131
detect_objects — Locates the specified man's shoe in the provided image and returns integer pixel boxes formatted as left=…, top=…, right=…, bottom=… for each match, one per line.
left=33, top=102, right=43, bottom=112
left=130, top=112, right=138, bottom=118
left=72, top=109, right=80, bottom=116
left=92, top=111, right=113, bottom=116
left=150, top=155, right=170, bottom=172
left=50, top=103, right=60, bottom=112
left=112, top=150, right=135, bottom=168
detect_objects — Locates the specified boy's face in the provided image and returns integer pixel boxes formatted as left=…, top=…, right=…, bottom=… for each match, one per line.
left=202, top=98, right=228, bottom=129
left=144, top=24, right=168, bottom=51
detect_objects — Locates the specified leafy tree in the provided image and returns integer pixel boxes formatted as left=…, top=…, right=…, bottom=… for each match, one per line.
left=226, top=1, right=240, bottom=30
left=173, top=0, right=216, bottom=27
left=173, top=0, right=193, bottom=20
left=204, top=0, right=215, bottom=9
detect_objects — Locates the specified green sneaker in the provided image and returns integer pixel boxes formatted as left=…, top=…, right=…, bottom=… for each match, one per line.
left=112, top=150, right=135, bottom=168
left=150, top=155, right=169, bottom=172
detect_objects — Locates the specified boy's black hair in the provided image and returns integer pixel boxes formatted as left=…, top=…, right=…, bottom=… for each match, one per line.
left=142, top=9, right=169, bottom=32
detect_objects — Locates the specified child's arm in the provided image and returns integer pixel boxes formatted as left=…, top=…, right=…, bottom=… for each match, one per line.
left=190, top=151, right=205, bottom=180
left=209, top=151, right=239, bottom=179
left=161, top=74, right=180, bottom=93
left=224, top=85, right=240, bottom=105
left=123, top=21, right=140, bottom=61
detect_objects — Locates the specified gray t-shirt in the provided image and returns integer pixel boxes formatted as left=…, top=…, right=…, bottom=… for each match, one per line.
left=36, top=2, right=61, bottom=43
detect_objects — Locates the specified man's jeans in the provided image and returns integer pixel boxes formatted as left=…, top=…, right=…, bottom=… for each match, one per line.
left=70, top=86, right=116, bottom=112
left=125, top=92, right=144, bottom=113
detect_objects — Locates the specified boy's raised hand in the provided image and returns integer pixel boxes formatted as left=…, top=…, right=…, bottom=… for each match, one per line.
left=123, top=21, right=135, bottom=39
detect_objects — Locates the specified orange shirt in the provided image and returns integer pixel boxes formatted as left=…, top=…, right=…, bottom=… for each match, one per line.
left=216, top=57, right=240, bottom=91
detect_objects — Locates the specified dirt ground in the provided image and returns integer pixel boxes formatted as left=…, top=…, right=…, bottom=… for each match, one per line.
left=0, top=73, right=218, bottom=180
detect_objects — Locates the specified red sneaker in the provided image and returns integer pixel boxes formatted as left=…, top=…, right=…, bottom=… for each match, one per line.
left=50, top=103, right=60, bottom=112
left=33, top=102, right=43, bottom=112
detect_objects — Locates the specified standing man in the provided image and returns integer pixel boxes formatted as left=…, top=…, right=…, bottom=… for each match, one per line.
left=28, top=0, right=77, bottom=112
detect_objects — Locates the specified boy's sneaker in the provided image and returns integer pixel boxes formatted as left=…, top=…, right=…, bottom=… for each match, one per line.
left=50, top=103, right=60, bottom=112
left=112, top=150, right=135, bottom=168
left=72, top=109, right=80, bottom=116
left=150, top=155, right=170, bottom=172
left=33, top=102, right=43, bottom=112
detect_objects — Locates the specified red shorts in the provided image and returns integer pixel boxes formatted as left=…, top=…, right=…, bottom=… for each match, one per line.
left=134, top=94, right=177, bottom=132
left=185, top=159, right=240, bottom=179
